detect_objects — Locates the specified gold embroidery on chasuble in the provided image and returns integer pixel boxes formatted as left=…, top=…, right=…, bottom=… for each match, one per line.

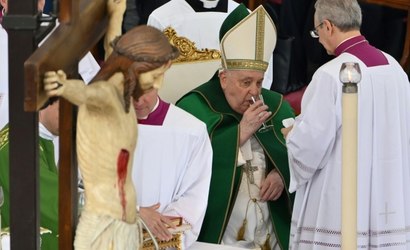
left=0, top=127, right=9, bottom=150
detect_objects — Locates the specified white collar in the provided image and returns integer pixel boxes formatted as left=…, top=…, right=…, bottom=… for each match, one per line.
left=39, top=123, right=57, bottom=141
left=200, top=0, right=219, bottom=8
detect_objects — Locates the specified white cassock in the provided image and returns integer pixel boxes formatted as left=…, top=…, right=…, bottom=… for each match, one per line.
left=147, top=0, right=273, bottom=90
left=222, top=136, right=278, bottom=250
left=132, top=103, right=213, bottom=249
left=286, top=52, right=410, bottom=249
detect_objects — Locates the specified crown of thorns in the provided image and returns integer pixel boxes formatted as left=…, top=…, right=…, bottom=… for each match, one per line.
left=111, top=36, right=179, bottom=63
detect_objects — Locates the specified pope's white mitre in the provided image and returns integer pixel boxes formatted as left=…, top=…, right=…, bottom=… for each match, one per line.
left=220, top=5, right=277, bottom=72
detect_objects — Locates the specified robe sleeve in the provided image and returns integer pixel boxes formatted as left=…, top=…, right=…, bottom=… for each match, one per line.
left=286, top=70, right=341, bottom=193
left=161, top=123, right=213, bottom=248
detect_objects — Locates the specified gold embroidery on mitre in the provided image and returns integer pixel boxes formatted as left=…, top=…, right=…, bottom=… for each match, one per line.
left=255, top=7, right=265, bottom=62
left=225, top=59, right=268, bottom=71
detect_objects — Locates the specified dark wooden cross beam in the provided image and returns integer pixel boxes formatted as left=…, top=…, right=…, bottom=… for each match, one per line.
left=4, top=0, right=108, bottom=248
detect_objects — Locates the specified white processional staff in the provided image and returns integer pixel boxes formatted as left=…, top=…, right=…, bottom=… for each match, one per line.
left=339, top=62, right=361, bottom=249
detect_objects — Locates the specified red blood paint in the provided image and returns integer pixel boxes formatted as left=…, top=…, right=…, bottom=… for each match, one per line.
left=117, top=149, right=129, bottom=221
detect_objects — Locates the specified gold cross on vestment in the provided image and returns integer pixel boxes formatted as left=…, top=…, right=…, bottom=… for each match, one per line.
left=243, top=160, right=258, bottom=184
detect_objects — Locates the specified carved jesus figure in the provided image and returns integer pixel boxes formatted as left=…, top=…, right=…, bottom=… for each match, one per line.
left=43, top=25, right=178, bottom=250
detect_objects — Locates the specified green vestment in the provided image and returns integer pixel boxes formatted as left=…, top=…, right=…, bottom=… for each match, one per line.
left=0, top=125, right=59, bottom=249
left=177, top=76, right=295, bottom=249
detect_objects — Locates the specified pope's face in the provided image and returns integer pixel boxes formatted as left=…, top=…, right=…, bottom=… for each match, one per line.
left=219, top=69, right=264, bottom=114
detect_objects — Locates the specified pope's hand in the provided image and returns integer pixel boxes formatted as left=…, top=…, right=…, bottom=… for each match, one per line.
left=239, top=99, right=271, bottom=145
left=260, top=169, right=284, bottom=201
left=43, top=70, right=67, bottom=97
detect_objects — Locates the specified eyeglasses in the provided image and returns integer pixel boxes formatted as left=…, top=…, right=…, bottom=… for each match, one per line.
left=310, top=22, right=324, bottom=38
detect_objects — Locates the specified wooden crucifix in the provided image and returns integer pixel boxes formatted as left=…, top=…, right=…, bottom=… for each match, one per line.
left=3, top=0, right=126, bottom=248
left=24, top=0, right=109, bottom=248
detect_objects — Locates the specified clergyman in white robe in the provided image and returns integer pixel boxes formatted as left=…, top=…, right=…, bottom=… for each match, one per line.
left=132, top=98, right=213, bottom=249
left=285, top=34, right=410, bottom=249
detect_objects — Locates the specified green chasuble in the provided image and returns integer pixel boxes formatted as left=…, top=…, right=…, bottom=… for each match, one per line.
left=177, top=76, right=295, bottom=249
left=0, top=125, right=59, bottom=249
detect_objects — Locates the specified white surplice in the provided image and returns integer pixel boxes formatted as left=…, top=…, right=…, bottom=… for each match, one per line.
left=132, top=104, right=213, bottom=249
left=286, top=52, right=410, bottom=249
left=147, top=0, right=273, bottom=90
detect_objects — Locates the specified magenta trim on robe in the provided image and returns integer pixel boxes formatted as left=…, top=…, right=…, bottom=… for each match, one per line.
left=335, top=35, right=388, bottom=67
left=137, top=98, right=170, bottom=126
